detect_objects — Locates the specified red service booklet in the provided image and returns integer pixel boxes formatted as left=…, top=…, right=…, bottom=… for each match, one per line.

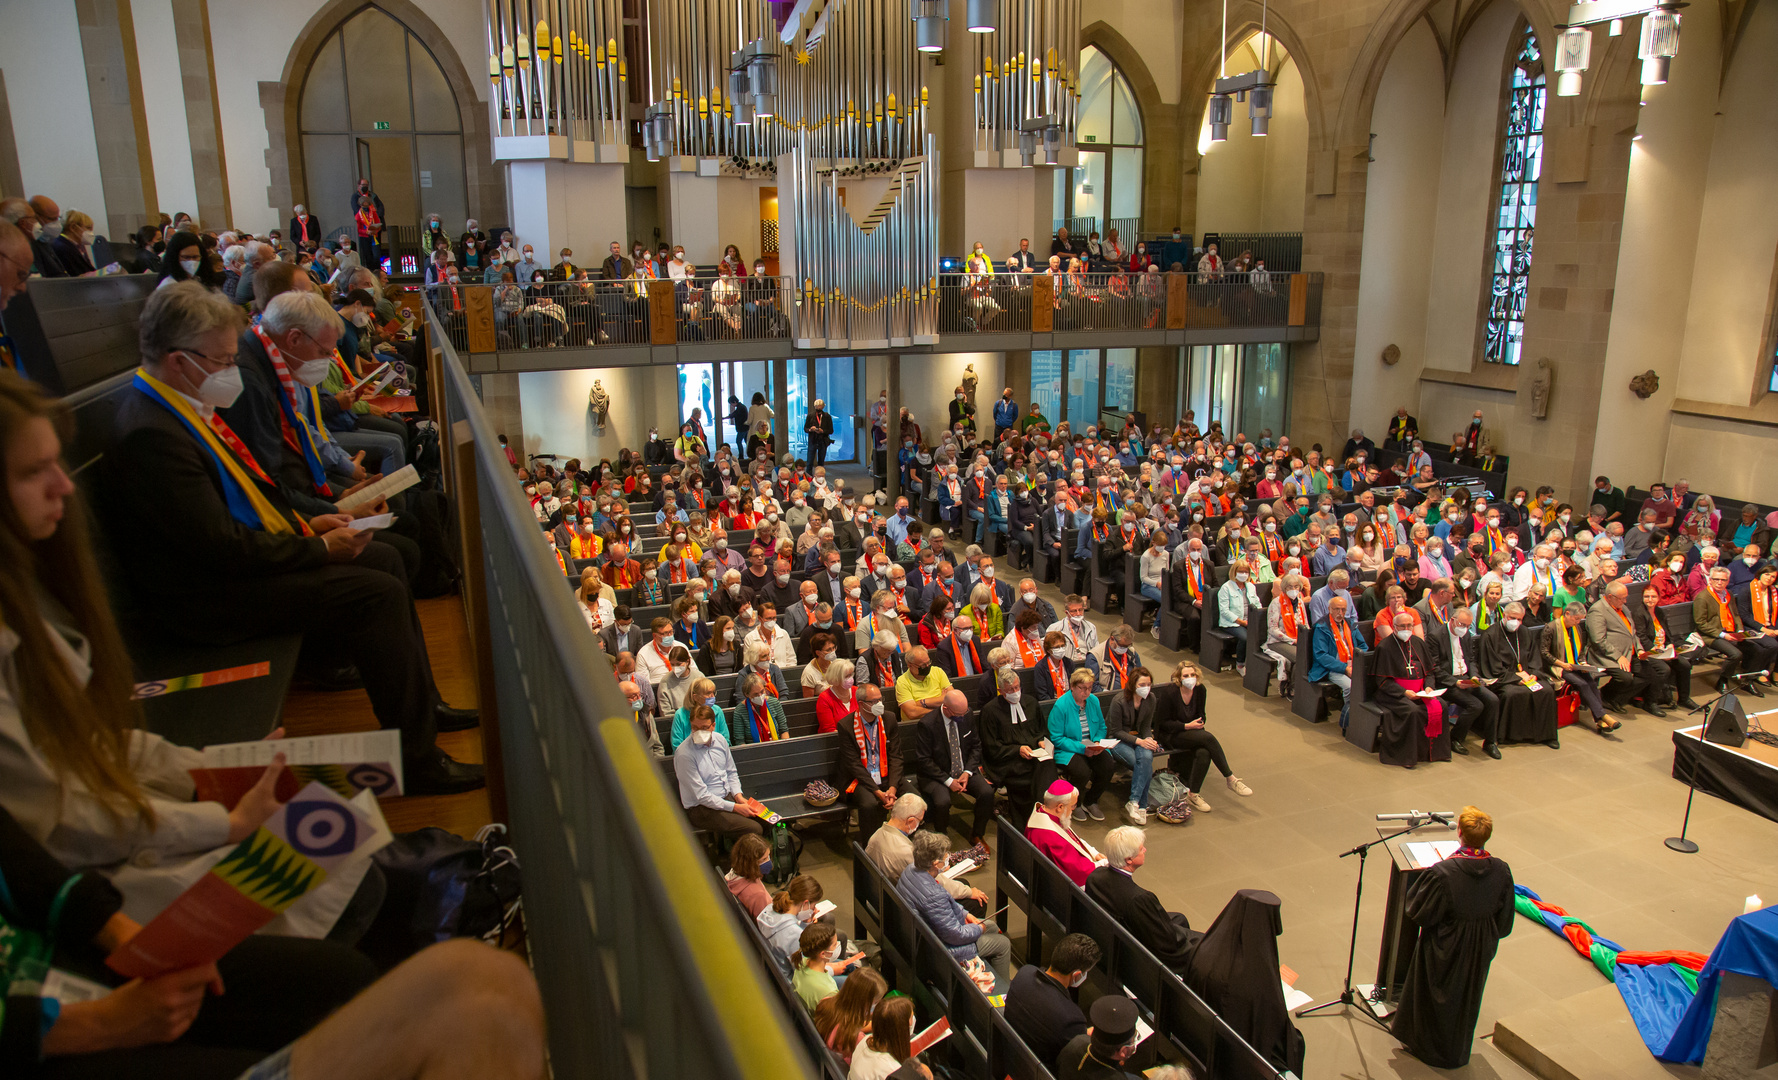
left=190, top=730, right=404, bottom=808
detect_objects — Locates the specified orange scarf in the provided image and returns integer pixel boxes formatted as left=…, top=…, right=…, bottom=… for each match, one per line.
left=1016, top=633, right=1046, bottom=667
left=1712, top=587, right=1738, bottom=633
left=1755, top=586, right=1775, bottom=627
left=1279, top=595, right=1298, bottom=640
left=1333, top=619, right=1353, bottom=663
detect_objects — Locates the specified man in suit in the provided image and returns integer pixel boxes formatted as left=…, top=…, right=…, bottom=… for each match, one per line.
left=857, top=631, right=908, bottom=692
left=804, top=398, right=834, bottom=467
left=931, top=614, right=988, bottom=680
left=289, top=204, right=322, bottom=250
left=1004, top=933, right=1100, bottom=1071
left=98, top=282, right=482, bottom=795
left=911, top=690, right=997, bottom=849
left=599, top=240, right=630, bottom=281
left=1086, top=828, right=1199, bottom=971
left=813, top=547, right=850, bottom=607
left=1587, top=583, right=1666, bottom=718
left=961, top=463, right=992, bottom=546
left=600, top=605, right=648, bottom=659
left=3, top=196, right=69, bottom=276
left=1038, top=488, right=1073, bottom=577
left=1429, top=606, right=1500, bottom=758
left=783, top=581, right=824, bottom=639
left=830, top=512, right=864, bottom=555
left=971, top=553, right=1016, bottom=610
left=921, top=559, right=964, bottom=617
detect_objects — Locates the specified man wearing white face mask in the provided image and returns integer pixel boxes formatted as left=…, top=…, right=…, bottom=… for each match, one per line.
left=1476, top=602, right=1560, bottom=748
left=104, top=283, right=485, bottom=794
left=229, top=288, right=369, bottom=494
left=1004, top=932, right=1100, bottom=1072
left=673, top=706, right=767, bottom=839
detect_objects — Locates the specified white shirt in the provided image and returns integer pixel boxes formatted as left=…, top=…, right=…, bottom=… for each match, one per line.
left=1046, top=616, right=1098, bottom=663
left=744, top=623, right=797, bottom=667
left=637, top=636, right=697, bottom=686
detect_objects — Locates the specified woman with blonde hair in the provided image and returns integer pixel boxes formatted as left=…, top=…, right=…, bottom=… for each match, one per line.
left=965, top=582, right=1004, bottom=640
left=52, top=208, right=99, bottom=275
left=1153, top=661, right=1252, bottom=813
left=669, top=675, right=725, bottom=750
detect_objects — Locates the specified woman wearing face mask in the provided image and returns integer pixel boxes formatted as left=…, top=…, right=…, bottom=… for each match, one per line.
left=50, top=209, right=98, bottom=276
left=724, top=834, right=774, bottom=919
left=1153, top=662, right=1251, bottom=813
left=667, top=675, right=727, bottom=751
left=1216, top=558, right=1262, bottom=676
left=154, top=229, right=224, bottom=291
left=1263, top=574, right=1310, bottom=699
left=708, top=615, right=741, bottom=676
left=756, top=875, right=827, bottom=972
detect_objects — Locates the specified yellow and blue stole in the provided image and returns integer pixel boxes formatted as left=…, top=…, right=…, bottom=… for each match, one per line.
left=133, top=370, right=305, bottom=536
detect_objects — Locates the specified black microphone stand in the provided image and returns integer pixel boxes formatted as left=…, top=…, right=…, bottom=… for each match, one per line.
left=1299, top=815, right=1450, bottom=1034
left=1668, top=676, right=1760, bottom=853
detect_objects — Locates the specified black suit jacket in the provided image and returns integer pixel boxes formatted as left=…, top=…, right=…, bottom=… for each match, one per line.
left=1428, top=624, right=1482, bottom=689
left=836, top=713, right=904, bottom=796
left=99, top=386, right=329, bottom=614
left=289, top=214, right=323, bottom=248
left=1004, top=965, right=1088, bottom=1070
left=1038, top=506, right=1072, bottom=554
left=858, top=648, right=906, bottom=691
left=930, top=635, right=986, bottom=680
left=29, top=237, right=67, bottom=277
left=814, top=568, right=850, bottom=608
left=831, top=521, right=864, bottom=553
left=805, top=410, right=834, bottom=442
left=220, top=331, right=339, bottom=516
left=913, top=711, right=986, bottom=783
left=1085, top=867, right=1194, bottom=970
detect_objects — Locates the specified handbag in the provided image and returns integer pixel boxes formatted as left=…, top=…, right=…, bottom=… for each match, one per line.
left=362, top=825, right=522, bottom=967
left=1145, top=769, right=1187, bottom=810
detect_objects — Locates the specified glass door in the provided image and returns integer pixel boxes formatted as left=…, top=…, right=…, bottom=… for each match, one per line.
left=811, top=356, right=857, bottom=462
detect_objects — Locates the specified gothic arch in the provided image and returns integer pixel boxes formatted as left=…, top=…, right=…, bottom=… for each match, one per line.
left=1176, top=3, right=1327, bottom=161
left=260, top=0, right=504, bottom=230
left=1333, top=0, right=1562, bottom=152
left=1081, top=21, right=1172, bottom=230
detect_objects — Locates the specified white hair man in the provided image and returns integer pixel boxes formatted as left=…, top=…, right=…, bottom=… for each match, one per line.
left=863, top=792, right=989, bottom=912
left=1085, top=826, right=1199, bottom=971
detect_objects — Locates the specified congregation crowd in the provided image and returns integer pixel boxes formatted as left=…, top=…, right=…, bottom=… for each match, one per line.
left=513, top=378, right=1778, bottom=1078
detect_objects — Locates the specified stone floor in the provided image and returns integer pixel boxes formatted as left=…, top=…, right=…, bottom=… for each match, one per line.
left=795, top=476, right=1777, bottom=1078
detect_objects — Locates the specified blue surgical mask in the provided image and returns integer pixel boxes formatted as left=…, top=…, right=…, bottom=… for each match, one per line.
left=758, top=857, right=774, bottom=879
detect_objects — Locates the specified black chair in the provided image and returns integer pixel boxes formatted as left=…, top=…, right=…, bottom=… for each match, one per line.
left=1345, top=648, right=1383, bottom=752
left=1290, top=625, right=1344, bottom=724
left=1197, top=566, right=1233, bottom=672
left=1123, top=551, right=1158, bottom=633
left=1156, top=566, right=1192, bottom=652
left=1060, top=529, right=1087, bottom=595
left=1241, top=603, right=1275, bottom=697
left=1087, top=536, right=1123, bottom=614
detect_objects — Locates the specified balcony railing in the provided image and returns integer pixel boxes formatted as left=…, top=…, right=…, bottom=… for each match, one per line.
left=430, top=270, right=1322, bottom=355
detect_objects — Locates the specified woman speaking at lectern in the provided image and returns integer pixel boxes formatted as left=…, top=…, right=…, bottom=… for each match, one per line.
left=1390, top=806, right=1516, bottom=1068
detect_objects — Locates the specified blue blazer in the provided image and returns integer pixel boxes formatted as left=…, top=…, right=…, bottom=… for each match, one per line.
left=1308, top=620, right=1370, bottom=683
left=985, top=493, right=1009, bottom=532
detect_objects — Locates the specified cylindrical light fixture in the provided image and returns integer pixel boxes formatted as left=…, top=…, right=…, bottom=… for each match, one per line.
left=1638, top=9, right=1680, bottom=85
left=1553, top=25, right=1591, bottom=97
left=1248, top=84, right=1273, bottom=136
left=1208, top=93, right=1232, bottom=143
left=1042, top=125, right=1061, bottom=165
left=966, top=0, right=997, bottom=33
left=1018, top=129, right=1036, bottom=167
left=912, top=0, right=947, bottom=52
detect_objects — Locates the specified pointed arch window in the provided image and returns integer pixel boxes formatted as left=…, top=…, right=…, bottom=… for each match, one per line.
left=1484, top=25, right=1545, bottom=366
left=1054, top=46, right=1144, bottom=245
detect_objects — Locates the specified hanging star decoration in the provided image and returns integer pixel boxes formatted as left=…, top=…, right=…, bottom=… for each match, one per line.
left=796, top=47, right=811, bottom=66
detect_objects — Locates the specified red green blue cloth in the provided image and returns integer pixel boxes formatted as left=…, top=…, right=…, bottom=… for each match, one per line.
left=1514, top=885, right=1778, bottom=1063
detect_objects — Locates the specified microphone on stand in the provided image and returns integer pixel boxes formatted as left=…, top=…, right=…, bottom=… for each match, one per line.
left=1376, top=811, right=1456, bottom=826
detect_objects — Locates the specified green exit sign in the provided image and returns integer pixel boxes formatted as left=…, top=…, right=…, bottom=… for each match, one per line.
left=1081, top=134, right=1096, bottom=142
left=373, top=121, right=391, bottom=130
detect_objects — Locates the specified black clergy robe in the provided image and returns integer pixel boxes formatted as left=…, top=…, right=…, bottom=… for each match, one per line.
left=1390, top=854, right=1516, bottom=1068
left=1476, top=623, right=1559, bottom=744
left=1085, top=866, right=1199, bottom=971
left=1371, top=633, right=1450, bottom=767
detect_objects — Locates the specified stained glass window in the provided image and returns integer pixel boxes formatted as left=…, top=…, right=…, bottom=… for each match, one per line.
left=1484, top=25, right=1545, bottom=366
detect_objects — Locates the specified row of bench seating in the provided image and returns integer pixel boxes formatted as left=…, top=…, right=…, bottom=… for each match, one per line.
left=655, top=676, right=1127, bottom=842
left=991, top=813, right=1290, bottom=1080
left=851, top=841, right=1058, bottom=1080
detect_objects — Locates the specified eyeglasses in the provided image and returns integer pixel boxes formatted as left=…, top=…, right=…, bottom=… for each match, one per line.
left=174, top=346, right=238, bottom=369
